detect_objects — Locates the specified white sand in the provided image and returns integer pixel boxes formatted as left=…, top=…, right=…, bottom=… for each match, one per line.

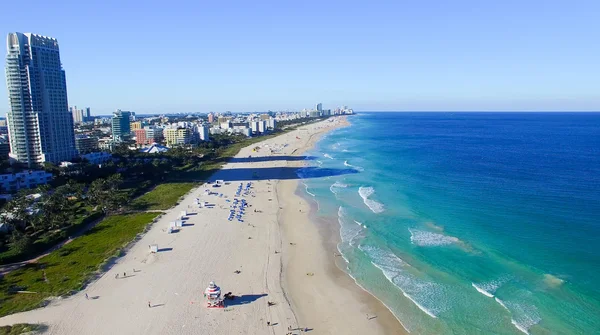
left=0, top=117, right=404, bottom=334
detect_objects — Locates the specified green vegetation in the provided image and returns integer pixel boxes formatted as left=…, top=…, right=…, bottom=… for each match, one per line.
left=0, top=176, right=126, bottom=265
left=0, top=212, right=159, bottom=317
left=130, top=182, right=196, bottom=210
left=0, top=323, right=46, bottom=335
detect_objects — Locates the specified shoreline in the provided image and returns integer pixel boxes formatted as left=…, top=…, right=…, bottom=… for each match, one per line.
left=278, top=117, right=407, bottom=334
left=0, top=117, right=404, bottom=334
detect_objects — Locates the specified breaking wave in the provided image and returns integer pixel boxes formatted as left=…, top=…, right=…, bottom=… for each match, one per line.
left=358, top=186, right=385, bottom=213
left=359, top=244, right=449, bottom=319
left=324, top=153, right=334, bottom=160
left=505, top=301, right=541, bottom=335
left=338, top=207, right=364, bottom=246
left=343, top=160, right=364, bottom=171
left=471, top=276, right=510, bottom=298
left=329, top=181, right=348, bottom=195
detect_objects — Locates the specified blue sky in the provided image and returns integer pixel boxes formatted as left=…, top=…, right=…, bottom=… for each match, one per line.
left=1, top=0, right=599, bottom=115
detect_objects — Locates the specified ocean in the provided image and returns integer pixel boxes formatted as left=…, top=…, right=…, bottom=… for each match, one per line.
left=297, top=112, right=600, bottom=334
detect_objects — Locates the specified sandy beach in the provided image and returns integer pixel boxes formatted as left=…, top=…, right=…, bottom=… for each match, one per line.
left=0, top=117, right=405, bottom=334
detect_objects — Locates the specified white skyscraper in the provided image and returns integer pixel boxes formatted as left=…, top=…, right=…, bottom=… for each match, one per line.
left=5, top=33, right=77, bottom=167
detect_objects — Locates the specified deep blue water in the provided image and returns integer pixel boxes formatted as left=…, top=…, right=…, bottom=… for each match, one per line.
left=299, top=112, right=600, bottom=334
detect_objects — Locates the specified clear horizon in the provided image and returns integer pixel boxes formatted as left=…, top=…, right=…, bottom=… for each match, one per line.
left=1, top=0, right=599, bottom=115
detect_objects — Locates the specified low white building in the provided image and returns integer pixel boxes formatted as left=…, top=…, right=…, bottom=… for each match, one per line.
left=0, top=170, right=53, bottom=193
left=82, top=152, right=113, bottom=165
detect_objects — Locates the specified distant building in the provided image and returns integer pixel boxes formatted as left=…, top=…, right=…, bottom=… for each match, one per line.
left=258, top=121, right=266, bottom=133
left=309, top=111, right=320, bottom=118
left=112, top=109, right=132, bottom=142
left=207, top=113, right=214, bottom=123
left=232, top=127, right=252, bottom=137
left=131, top=121, right=142, bottom=130
left=198, top=125, right=210, bottom=141
left=0, top=142, right=9, bottom=159
left=250, top=121, right=259, bottom=134
left=98, top=138, right=117, bottom=151
left=70, top=106, right=87, bottom=124
left=164, top=128, right=192, bottom=147
left=6, top=32, right=77, bottom=167
left=82, top=152, right=112, bottom=165
left=133, top=129, right=147, bottom=145
left=84, top=107, right=91, bottom=121
left=75, top=135, right=99, bottom=154
left=316, top=103, right=323, bottom=112
left=267, top=118, right=277, bottom=129
left=145, top=127, right=163, bottom=143
left=218, top=116, right=232, bottom=124
left=0, top=170, right=53, bottom=193
left=0, top=120, right=6, bottom=127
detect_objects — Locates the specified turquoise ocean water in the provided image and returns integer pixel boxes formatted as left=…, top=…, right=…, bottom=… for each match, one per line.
left=297, top=113, right=600, bottom=334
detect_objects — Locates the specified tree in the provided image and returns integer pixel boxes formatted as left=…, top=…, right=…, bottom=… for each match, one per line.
left=87, top=174, right=126, bottom=213
left=8, top=230, right=32, bottom=254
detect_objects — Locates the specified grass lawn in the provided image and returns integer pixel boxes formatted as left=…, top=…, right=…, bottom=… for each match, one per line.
left=129, top=182, right=196, bottom=211
left=0, top=324, right=46, bottom=335
left=0, top=212, right=159, bottom=317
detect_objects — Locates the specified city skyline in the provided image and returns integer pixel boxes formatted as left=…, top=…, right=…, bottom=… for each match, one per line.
left=2, top=1, right=600, bottom=115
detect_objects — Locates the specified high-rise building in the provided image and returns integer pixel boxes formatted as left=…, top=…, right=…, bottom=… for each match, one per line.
left=5, top=32, right=77, bottom=167
left=316, top=103, right=323, bottom=112
left=70, top=105, right=85, bottom=124
left=84, top=107, right=91, bottom=121
left=199, top=125, right=210, bottom=141
left=207, top=113, right=214, bottom=123
left=112, top=109, right=131, bottom=142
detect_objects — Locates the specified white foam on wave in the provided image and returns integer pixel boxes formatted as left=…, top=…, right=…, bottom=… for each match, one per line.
left=409, top=228, right=459, bottom=247
left=358, top=186, right=385, bottom=214
left=359, top=244, right=446, bottom=319
left=354, top=220, right=367, bottom=229
left=324, top=153, right=334, bottom=160
left=343, top=160, right=364, bottom=171
left=495, top=297, right=509, bottom=311
left=471, top=277, right=509, bottom=298
left=302, top=182, right=315, bottom=197
left=315, top=160, right=323, bottom=166
left=472, top=283, right=494, bottom=298
left=338, top=207, right=363, bottom=246
left=504, top=300, right=542, bottom=335
left=342, top=149, right=350, bottom=152
left=329, top=181, right=348, bottom=195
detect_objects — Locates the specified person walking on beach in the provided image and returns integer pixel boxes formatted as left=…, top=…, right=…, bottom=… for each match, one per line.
left=148, top=301, right=152, bottom=308
left=85, top=293, right=88, bottom=300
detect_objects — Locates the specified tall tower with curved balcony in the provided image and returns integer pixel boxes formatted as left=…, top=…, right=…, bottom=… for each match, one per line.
left=5, top=32, right=77, bottom=167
